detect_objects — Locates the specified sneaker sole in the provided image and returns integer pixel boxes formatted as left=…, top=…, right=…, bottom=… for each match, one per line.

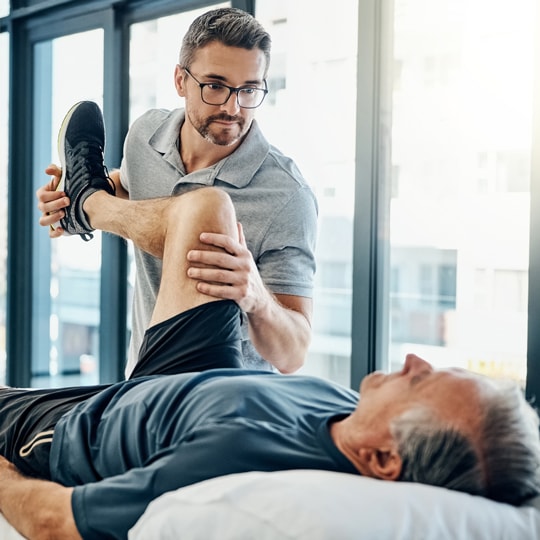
left=50, top=101, right=86, bottom=231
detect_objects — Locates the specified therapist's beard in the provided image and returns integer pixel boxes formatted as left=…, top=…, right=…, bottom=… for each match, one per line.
left=197, top=113, right=248, bottom=147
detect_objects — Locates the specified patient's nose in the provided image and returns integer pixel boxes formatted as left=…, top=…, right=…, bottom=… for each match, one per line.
left=403, top=354, right=433, bottom=375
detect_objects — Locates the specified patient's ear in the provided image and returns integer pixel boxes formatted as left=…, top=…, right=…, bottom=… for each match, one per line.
left=358, top=447, right=402, bottom=481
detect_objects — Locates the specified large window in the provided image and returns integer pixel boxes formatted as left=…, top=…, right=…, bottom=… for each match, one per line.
left=32, top=30, right=104, bottom=387
left=0, top=32, right=8, bottom=384
left=2, top=0, right=540, bottom=397
left=383, top=0, right=536, bottom=385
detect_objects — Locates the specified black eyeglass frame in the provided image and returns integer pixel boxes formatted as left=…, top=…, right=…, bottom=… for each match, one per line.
left=183, top=67, right=268, bottom=109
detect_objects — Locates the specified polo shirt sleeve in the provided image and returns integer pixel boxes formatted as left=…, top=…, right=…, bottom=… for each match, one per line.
left=258, top=186, right=318, bottom=298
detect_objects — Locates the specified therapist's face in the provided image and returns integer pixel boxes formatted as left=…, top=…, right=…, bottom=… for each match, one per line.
left=176, top=42, right=266, bottom=147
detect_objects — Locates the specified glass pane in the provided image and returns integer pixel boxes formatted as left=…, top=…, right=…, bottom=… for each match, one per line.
left=385, top=0, right=535, bottom=385
left=256, top=0, right=359, bottom=386
left=0, top=0, right=8, bottom=18
left=127, top=3, right=229, bottom=338
left=32, top=30, right=104, bottom=387
left=0, top=32, right=8, bottom=384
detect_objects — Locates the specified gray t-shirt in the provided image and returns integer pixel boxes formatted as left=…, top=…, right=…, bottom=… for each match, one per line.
left=120, top=109, right=318, bottom=376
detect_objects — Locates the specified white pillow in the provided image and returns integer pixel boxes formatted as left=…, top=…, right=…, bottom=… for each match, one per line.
left=130, top=470, right=540, bottom=540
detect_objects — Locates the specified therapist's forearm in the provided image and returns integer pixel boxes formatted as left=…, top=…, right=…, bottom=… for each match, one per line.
left=247, top=294, right=312, bottom=374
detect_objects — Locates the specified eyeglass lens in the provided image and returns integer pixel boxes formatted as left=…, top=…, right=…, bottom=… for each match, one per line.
left=201, top=85, right=266, bottom=108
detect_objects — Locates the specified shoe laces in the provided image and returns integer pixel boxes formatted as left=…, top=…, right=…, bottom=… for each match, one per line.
left=70, top=139, right=106, bottom=182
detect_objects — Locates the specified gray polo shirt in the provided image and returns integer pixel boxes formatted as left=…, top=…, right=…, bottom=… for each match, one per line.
left=120, top=108, right=318, bottom=376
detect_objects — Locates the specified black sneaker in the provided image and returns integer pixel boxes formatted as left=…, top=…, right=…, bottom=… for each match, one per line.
left=56, top=101, right=115, bottom=241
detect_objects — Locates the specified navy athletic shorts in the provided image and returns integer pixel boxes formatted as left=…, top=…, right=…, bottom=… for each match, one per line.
left=0, top=300, right=243, bottom=478
left=130, top=299, right=243, bottom=378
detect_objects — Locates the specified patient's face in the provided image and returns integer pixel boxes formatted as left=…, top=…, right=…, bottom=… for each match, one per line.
left=357, top=354, right=492, bottom=436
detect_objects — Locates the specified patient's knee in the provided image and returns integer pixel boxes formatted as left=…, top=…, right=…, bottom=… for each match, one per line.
left=171, top=187, right=236, bottom=232
left=190, top=186, right=233, bottom=210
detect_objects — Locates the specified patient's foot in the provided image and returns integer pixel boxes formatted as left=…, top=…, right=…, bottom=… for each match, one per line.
left=56, top=101, right=115, bottom=241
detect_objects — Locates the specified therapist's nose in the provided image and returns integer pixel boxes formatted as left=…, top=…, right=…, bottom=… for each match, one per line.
left=220, top=92, right=241, bottom=115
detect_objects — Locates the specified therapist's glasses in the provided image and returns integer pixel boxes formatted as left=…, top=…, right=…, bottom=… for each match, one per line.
left=184, top=68, right=268, bottom=109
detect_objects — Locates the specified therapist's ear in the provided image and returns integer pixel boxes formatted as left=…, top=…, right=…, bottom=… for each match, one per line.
left=175, top=64, right=187, bottom=97
left=358, top=447, right=402, bottom=481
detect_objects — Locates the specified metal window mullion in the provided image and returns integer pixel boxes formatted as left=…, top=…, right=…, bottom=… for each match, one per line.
left=351, top=0, right=387, bottom=389
left=98, top=6, right=130, bottom=383
left=526, top=3, right=540, bottom=403
left=6, top=19, right=33, bottom=387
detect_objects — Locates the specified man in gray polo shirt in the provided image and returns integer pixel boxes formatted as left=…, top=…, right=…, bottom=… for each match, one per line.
left=37, top=7, right=318, bottom=377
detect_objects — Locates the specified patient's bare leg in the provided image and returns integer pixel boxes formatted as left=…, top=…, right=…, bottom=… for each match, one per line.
left=151, top=187, right=238, bottom=325
left=83, top=186, right=238, bottom=325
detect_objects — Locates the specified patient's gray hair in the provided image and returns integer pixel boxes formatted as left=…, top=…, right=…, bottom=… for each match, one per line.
left=391, top=381, right=540, bottom=505
left=179, top=7, right=272, bottom=76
